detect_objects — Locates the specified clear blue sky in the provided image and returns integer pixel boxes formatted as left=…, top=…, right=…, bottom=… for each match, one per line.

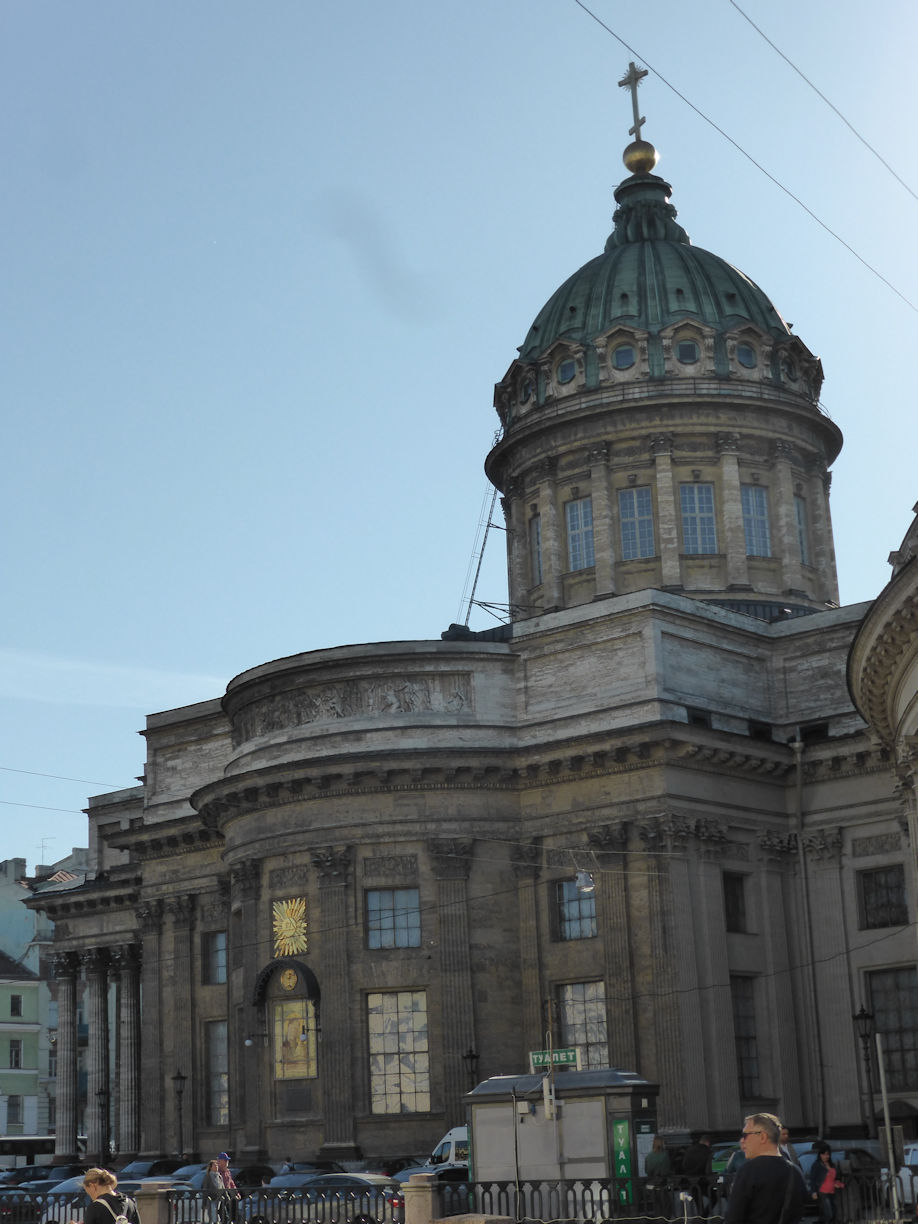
left=2, top=0, right=916, bottom=871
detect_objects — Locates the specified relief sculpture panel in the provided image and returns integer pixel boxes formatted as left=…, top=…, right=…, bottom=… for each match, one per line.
left=232, top=672, right=474, bottom=746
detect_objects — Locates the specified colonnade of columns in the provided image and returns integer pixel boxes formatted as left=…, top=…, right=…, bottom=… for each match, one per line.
left=50, top=945, right=141, bottom=1162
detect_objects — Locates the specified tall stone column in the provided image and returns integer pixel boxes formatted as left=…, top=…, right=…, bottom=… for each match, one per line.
left=651, top=436, right=681, bottom=588
left=502, top=482, right=528, bottom=618
left=636, top=818, right=687, bottom=1130
left=587, top=824, right=636, bottom=1070
left=430, top=839, right=476, bottom=1121
left=110, top=945, right=142, bottom=1159
left=717, top=437, right=750, bottom=588
left=771, top=441, right=805, bottom=593
left=81, top=947, right=110, bottom=1163
left=312, top=848, right=358, bottom=1159
left=535, top=458, right=561, bottom=609
left=807, top=465, right=840, bottom=604
left=511, top=842, right=544, bottom=1055
left=51, top=952, right=80, bottom=1160
left=232, top=860, right=263, bottom=1160
left=137, top=901, right=164, bottom=1155
left=588, top=444, right=615, bottom=597
left=165, top=896, right=196, bottom=1155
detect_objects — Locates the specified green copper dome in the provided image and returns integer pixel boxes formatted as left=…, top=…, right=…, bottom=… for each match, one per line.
left=519, top=171, right=790, bottom=361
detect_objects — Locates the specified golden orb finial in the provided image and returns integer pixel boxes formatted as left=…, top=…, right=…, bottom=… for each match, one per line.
left=623, top=139, right=659, bottom=175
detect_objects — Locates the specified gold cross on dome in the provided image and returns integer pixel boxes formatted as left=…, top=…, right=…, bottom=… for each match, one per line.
left=618, top=61, right=649, bottom=139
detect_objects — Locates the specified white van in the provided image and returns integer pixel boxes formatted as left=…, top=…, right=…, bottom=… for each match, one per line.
left=426, top=1125, right=469, bottom=1169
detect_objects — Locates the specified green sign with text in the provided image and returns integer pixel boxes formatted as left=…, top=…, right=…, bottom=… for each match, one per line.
left=528, top=1047, right=581, bottom=1070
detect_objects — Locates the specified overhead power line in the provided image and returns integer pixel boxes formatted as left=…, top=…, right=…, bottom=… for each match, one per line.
left=728, top=0, right=918, bottom=205
left=570, top=0, right=918, bottom=315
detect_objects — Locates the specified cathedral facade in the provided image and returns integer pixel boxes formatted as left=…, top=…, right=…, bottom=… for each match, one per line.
left=30, top=96, right=917, bottom=1163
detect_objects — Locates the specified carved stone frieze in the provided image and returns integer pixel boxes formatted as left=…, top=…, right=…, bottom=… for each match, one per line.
left=802, top=828, right=843, bottom=862
left=637, top=814, right=692, bottom=853
left=363, top=854, right=418, bottom=880
left=311, top=846, right=353, bottom=883
left=694, top=817, right=728, bottom=856
left=268, top=865, right=310, bottom=891
left=587, top=442, right=610, bottom=465
left=428, top=838, right=473, bottom=880
left=851, top=833, right=902, bottom=857
left=231, top=672, right=474, bottom=747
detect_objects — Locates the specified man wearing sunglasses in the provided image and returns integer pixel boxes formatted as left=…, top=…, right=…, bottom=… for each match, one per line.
left=725, top=1113, right=806, bottom=1224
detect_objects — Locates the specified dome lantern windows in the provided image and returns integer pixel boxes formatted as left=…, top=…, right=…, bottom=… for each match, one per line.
left=676, top=339, right=699, bottom=365
left=557, top=358, right=577, bottom=385
left=737, top=343, right=757, bottom=369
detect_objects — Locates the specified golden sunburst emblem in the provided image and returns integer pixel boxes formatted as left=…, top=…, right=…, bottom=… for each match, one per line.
left=273, top=897, right=308, bottom=958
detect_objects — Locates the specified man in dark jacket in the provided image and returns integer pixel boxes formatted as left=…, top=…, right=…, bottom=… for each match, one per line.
left=726, top=1114, right=806, bottom=1224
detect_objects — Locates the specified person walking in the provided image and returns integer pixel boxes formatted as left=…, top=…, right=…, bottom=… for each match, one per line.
left=725, top=1114, right=806, bottom=1224
left=216, top=1153, right=239, bottom=1224
left=808, top=1143, right=845, bottom=1223
left=203, top=1160, right=224, bottom=1224
left=78, top=1168, right=140, bottom=1224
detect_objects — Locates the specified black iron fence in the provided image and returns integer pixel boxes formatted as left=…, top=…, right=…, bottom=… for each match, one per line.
left=1, top=1169, right=914, bottom=1224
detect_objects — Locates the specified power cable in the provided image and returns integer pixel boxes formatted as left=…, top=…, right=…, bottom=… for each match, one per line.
left=0, top=764, right=127, bottom=788
left=727, top=0, right=918, bottom=205
left=570, top=0, right=918, bottom=315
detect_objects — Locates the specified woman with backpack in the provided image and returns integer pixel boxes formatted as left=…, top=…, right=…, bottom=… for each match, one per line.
left=78, top=1168, right=141, bottom=1224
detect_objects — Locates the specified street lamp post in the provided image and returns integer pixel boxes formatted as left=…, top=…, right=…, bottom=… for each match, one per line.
left=461, top=1047, right=480, bottom=1090
left=172, top=1069, right=187, bottom=1157
left=853, top=1006, right=878, bottom=1138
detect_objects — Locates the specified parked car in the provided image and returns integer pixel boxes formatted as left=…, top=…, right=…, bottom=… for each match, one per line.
left=294, top=1174, right=404, bottom=1224
left=118, top=1159, right=184, bottom=1179
left=0, top=1172, right=49, bottom=1189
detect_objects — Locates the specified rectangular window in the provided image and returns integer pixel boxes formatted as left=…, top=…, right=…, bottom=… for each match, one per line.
left=741, top=484, right=771, bottom=556
left=367, top=990, right=430, bottom=1114
left=723, top=873, right=747, bottom=933
left=556, top=880, right=598, bottom=941
left=619, top=487, right=655, bottom=560
left=9, top=1039, right=22, bottom=1070
left=858, top=865, right=908, bottom=930
left=565, top=497, right=595, bottom=571
left=10, top=995, right=22, bottom=1018
left=205, top=1020, right=229, bottom=1126
left=48, top=1047, right=57, bottom=1079
left=680, top=483, right=717, bottom=554
left=202, top=930, right=228, bottom=985
left=730, top=975, right=760, bottom=1098
left=794, top=495, right=811, bottom=565
left=557, top=981, right=608, bottom=1069
left=529, top=515, right=543, bottom=585
left=7, top=1095, right=22, bottom=1126
left=366, top=889, right=421, bottom=949
left=868, top=967, right=918, bottom=1092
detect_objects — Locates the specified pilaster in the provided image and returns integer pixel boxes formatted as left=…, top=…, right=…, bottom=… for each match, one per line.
left=717, top=439, right=749, bottom=588
left=511, top=842, right=543, bottom=1053
left=137, top=900, right=164, bottom=1155
left=588, top=444, right=615, bottom=596
left=651, top=437, right=680, bottom=587
left=50, top=952, right=80, bottom=1160
left=430, top=839, right=476, bottom=1121
left=110, top=944, right=142, bottom=1159
left=312, top=847, right=358, bottom=1159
